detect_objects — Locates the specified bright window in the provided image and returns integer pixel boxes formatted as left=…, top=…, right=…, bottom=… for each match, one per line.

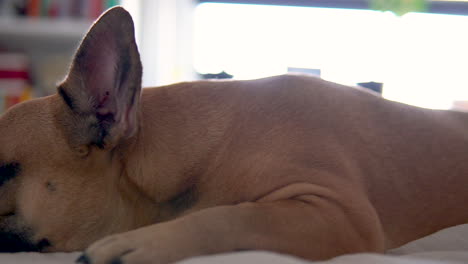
left=194, top=3, right=468, bottom=109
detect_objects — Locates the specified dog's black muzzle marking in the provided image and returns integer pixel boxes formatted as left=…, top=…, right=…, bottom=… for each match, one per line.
left=0, top=231, right=50, bottom=252
left=0, top=163, right=20, bottom=187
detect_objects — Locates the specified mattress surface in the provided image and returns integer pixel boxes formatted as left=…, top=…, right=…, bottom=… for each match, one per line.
left=1, top=224, right=467, bottom=264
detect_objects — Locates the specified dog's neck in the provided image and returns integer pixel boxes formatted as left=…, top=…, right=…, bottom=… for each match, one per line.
left=119, top=84, right=226, bottom=221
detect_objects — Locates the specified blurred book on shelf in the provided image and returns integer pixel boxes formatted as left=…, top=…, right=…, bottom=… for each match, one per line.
left=0, top=0, right=121, bottom=113
left=0, top=52, right=32, bottom=112
left=1, top=0, right=121, bottom=20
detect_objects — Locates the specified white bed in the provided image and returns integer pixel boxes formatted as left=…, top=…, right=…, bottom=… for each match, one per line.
left=1, top=224, right=467, bottom=264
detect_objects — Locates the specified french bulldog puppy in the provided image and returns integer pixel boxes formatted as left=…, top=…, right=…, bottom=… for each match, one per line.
left=0, top=6, right=467, bottom=264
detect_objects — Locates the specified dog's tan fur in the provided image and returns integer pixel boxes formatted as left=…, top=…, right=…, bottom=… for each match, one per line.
left=0, top=7, right=467, bottom=264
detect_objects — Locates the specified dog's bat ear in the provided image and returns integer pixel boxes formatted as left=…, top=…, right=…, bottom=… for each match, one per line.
left=58, top=7, right=142, bottom=149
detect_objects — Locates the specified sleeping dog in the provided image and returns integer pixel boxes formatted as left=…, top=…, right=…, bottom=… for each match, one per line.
left=1, top=6, right=467, bottom=264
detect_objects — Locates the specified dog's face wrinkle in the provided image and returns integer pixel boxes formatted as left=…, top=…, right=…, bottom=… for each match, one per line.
left=45, top=181, right=57, bottom=192
left=0, top=162, right=20, bottom=187
left=167, top=185, right=198, bottom=215
left=57, top=85, right=75, bottom=111
left=91, top=119, right=110, bottom=149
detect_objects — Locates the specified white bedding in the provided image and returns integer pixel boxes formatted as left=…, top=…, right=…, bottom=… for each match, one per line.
left=1, top=224, right=467, bottom=264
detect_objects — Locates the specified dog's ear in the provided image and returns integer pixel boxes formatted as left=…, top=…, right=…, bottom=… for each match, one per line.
left=58, top=7, right=142, bottom=149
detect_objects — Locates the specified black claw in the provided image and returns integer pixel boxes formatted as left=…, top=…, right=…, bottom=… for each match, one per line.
left=76, top=254, right=91, bottom=264
left=110, top=258, right=123, bottom=264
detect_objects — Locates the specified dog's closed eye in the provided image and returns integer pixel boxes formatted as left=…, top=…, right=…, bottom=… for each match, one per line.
left=0, top=212, right=14, bottom=217
left=0, top=163, right=20, bottom=187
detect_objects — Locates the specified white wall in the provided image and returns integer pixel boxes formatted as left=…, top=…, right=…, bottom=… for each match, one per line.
left=122, top=0, right=196, bottom=87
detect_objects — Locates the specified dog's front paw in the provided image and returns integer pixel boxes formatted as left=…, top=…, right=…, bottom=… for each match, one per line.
left=75, top=235, right=137, bottom=264
left=75, top=226, right=176, bottom=264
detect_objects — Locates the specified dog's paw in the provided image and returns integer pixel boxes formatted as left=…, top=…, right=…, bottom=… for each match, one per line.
left=75, top=226, right=175, bottom=264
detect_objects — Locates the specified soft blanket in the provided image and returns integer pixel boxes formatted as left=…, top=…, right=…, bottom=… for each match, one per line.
left=0, top=224, right=467, bottom=264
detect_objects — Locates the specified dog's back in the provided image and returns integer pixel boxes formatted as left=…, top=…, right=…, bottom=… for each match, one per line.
left=137, top=74, right=468, bottom=249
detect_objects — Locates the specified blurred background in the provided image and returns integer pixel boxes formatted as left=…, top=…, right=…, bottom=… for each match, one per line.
left=2, top=0, right=468, bottom=113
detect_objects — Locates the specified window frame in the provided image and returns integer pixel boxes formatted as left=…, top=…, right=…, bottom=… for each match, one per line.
left=197, top=0, right=468, bottom=16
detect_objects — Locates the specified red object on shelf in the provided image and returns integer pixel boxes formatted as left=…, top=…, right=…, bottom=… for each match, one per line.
left=48, top=0, right=60, bottom=17
left=0, top=53, right=32, bottom=112
left=27, top=0, right=42, bottom=17
left=90, top=0, right=104, bottom=19
left=0, top=71, right=29, bottom=80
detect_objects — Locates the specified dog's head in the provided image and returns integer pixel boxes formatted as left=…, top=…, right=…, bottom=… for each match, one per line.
left=0, top=7, right=146, bottom=252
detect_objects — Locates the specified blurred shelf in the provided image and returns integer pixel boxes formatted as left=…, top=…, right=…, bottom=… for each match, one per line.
left=0, top=17, right=93, bottom=97
left=0, top=16, right=91, bottom=38
left=0, top=17, right=91, bottom=51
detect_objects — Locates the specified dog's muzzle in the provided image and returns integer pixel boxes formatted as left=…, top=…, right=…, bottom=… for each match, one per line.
left=0, top=229, right=50, bottom=252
